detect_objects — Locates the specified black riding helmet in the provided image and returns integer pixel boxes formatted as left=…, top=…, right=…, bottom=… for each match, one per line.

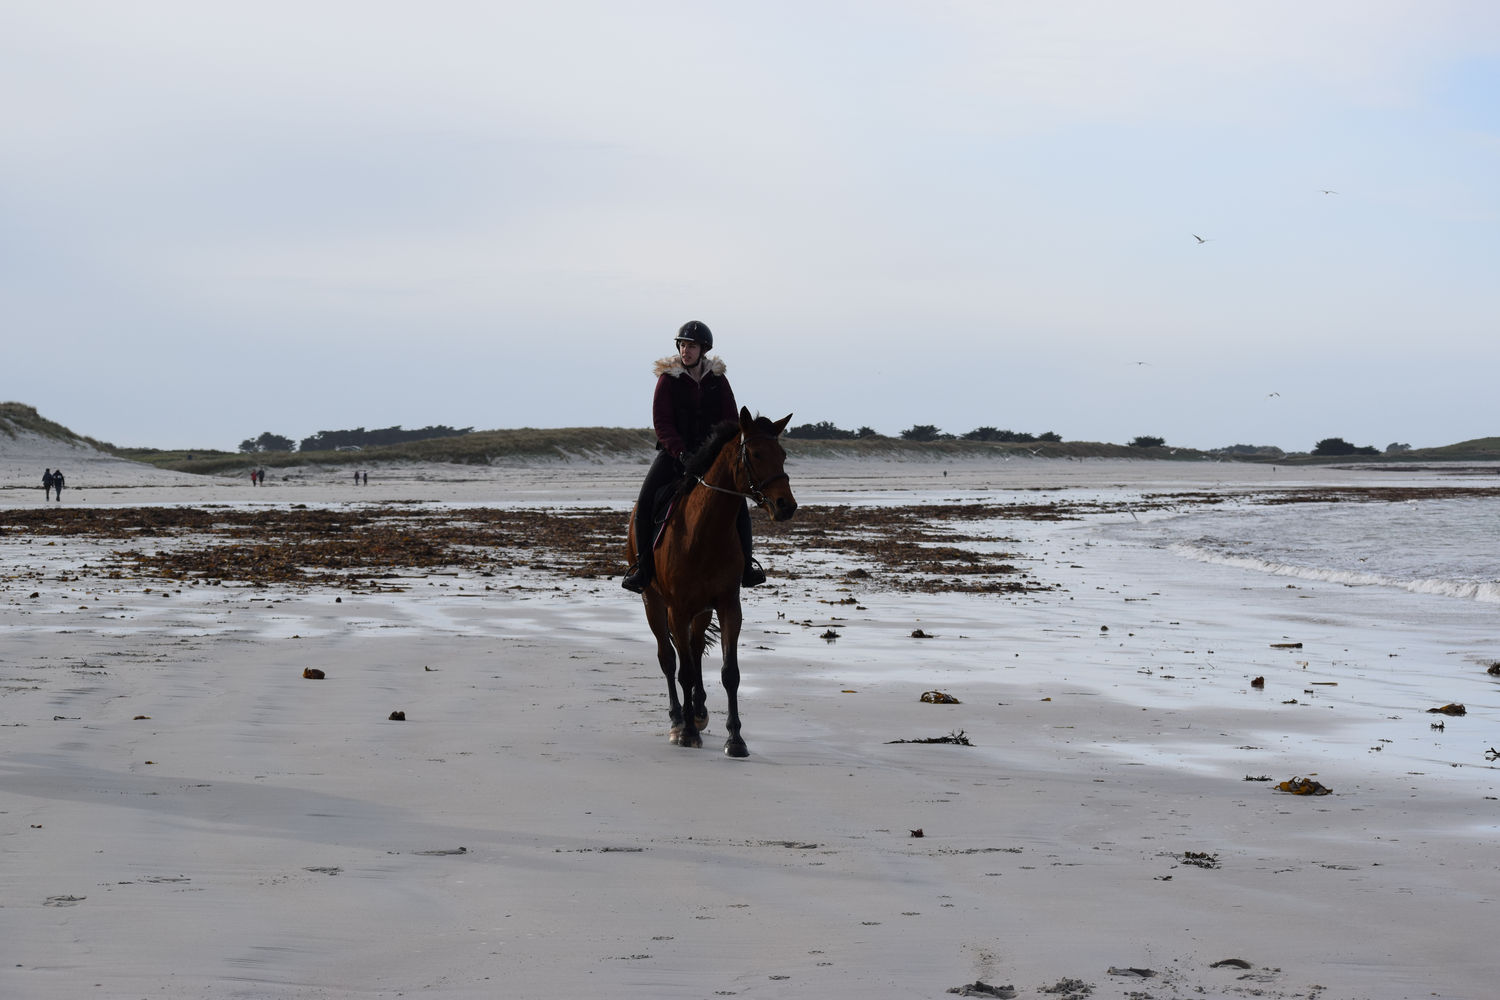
left=675, top=320, right=713, bottom=352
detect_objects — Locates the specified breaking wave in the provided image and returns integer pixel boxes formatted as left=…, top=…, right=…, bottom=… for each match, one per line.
left=1107, top=494, right=1500, bottom=606
left=1167, top=542, right=1500, bottom=604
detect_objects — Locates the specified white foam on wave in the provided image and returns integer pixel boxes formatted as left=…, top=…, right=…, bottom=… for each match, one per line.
left=1168, top=542, right=1500, bottom=603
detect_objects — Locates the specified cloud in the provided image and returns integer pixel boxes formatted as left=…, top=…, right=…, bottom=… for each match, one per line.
left=2, top=1, right=1498, bottom=449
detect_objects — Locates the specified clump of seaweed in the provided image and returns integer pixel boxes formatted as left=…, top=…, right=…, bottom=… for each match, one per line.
left=1276, top=776, right=1332, bottom=795
left=887, top=730, right=971, bottom=746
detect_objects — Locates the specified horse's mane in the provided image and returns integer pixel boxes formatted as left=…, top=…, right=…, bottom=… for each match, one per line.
left=677, top=419, right=741, bottom=497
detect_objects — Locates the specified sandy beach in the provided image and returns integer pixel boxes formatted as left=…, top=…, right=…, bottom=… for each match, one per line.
left=2, top=445, right=1498, bottom=999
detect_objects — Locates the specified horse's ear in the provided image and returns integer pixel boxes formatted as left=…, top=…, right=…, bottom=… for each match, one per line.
left=739, top=406, right=753, bottom=431
left=771, top=413, right=792, bottom=436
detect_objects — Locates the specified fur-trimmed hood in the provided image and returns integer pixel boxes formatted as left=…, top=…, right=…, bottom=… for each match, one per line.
left=653, top=354, right=726, bottom=380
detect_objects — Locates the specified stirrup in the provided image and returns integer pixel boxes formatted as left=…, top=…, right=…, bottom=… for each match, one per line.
left=741, top=558, right=766, bottom=588
left=621, top=563, right=651, bottom=594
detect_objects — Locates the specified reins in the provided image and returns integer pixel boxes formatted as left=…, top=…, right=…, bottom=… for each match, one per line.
left=694, top=433, right=787, bottom=509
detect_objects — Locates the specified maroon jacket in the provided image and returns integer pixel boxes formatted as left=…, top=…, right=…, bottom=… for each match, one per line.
left=651, top=354, right=738, bottom=460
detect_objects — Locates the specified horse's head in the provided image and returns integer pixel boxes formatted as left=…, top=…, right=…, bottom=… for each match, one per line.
left=737, top=408, right=797, bottom=522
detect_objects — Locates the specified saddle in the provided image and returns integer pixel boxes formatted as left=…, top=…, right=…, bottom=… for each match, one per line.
left=647, top=481, right=680, bottom=551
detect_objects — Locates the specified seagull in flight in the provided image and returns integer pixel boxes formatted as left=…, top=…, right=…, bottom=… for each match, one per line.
left=1320, top=189, right=1338, bottom=195
left=1267, top=391, right=1280, bottom=397
left=1192, top=234, right=1211, bottom=244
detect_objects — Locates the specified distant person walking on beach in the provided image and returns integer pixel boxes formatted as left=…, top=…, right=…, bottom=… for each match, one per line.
left=43, top=468, right=54, bottom=500
left=621, top=320, right=764, bottom=593
left=52, top=468, right=64, bottom=501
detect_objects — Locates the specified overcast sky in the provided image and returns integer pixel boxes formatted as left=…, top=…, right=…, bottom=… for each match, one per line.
left=4, top=2, right=1497, bottom=452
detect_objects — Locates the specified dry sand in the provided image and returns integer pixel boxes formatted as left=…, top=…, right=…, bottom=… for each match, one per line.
left=2, top=449, right=1497, bottom=999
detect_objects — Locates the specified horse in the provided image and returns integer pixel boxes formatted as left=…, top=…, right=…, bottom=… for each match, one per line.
left=626, top=407, right=797, bottom=756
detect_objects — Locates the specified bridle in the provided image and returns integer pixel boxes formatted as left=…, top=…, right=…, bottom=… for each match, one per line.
left=694, top=432, right=789, bottom=509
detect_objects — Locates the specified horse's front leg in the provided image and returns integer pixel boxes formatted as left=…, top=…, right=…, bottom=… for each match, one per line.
left=669, top=612, right=703, bottom=749
left=644, top=593, right=685, bottom=742
left=716, top=597, right=748, bottom=758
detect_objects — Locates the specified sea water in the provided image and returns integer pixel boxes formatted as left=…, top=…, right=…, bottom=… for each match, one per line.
left=1116, top=495, right=1500, bottom=604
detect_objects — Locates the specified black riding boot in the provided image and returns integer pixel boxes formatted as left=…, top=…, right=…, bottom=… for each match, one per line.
left=738, top=502, right=765, bottom=587
left=622, top=503, right=655, bottom=593
left=621, top=561, right=652, bottom=593
left=624, top=452, right=679, bottom=594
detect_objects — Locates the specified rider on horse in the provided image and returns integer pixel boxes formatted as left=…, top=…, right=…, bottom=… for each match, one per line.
left=621, top=320, right=766, bottom=594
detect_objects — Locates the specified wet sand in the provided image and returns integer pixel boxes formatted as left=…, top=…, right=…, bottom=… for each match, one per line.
left=2, top=449, right=1498, bottom=999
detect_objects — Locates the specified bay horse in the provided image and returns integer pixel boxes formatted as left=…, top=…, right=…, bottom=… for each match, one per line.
left=626, top=407, right=797, bottom=756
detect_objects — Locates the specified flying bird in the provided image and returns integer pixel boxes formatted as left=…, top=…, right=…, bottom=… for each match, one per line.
left=1320, top=189, right=1338, bottom=195
left=1192, top=234, right=1211, bottom=244
left=1267, top=392, right=1280, bottom=398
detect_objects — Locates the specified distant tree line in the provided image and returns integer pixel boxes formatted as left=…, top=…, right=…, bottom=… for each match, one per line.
left=1312, top=436, right=1380, bottom=456
left=783, top=421, right=880, bottom=440
left=955, top=426, right=1061, bottom=443
left=783, top=421, right=1062, bottom=443
left=239, top=432, right=296, bottom=453
left=232, top=423, right=1414, bottom=459
left=298, top=425, right=473, bottom=452
left=1214, top=443, right=1286, bottom=458
left=238, top=425, right=473, bottom=453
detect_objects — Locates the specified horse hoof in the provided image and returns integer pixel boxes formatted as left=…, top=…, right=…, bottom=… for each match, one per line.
left=679, top=733, right=702, bottom=749
left=694, top=714, right=709, bottom=732
left=724, top=738, right=749, bottom=758
left=668, top=726, right=683, bottom=745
